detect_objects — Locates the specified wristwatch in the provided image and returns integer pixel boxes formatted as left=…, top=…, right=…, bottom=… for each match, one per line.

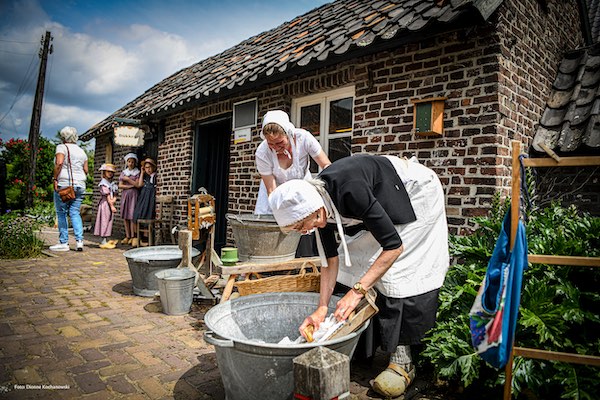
left=353, top=282, right=368, bottom=296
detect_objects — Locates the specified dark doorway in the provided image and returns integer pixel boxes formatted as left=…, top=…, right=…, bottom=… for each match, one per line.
left=192, top=116, right=231, bottom=252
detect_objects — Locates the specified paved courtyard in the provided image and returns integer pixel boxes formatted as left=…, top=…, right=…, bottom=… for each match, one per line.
left=0, top=228, right=445, bottom=399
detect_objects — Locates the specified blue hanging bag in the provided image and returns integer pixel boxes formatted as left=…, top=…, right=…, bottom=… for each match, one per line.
left=469, top=207, right=528, bottom=369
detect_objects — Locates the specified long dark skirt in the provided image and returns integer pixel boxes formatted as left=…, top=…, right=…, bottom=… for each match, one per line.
left=334, top=284, right=441, bottom=358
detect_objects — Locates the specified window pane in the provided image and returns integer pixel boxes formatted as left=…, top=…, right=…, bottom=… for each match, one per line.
left=300, top=104, right=321, bottom=136
left=234, top=100, right=256, bottom=129
left=328, top=137, right=351, bottom=163
left=329, top=97, right=352, bottom=134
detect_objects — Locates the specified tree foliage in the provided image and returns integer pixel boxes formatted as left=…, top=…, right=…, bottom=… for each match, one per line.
left=0, top=137, right=56, bottom=210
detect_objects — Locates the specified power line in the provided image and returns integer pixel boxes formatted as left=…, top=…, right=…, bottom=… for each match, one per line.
left=0, top=49, right=38, bottom=56
left=0, top=38, right=37, bottom=44
left=0, top=53, right=39, bottom=126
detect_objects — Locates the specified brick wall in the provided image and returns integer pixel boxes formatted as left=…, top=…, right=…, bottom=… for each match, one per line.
left=94, top=0, right=582, bottom=239
left=494, top=0, right=588, bottom=217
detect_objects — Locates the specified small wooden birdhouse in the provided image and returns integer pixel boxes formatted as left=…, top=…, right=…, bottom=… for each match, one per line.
left=411, top=97, right=447, bottom=137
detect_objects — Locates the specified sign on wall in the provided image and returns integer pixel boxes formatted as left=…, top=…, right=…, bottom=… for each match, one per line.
left=234, top=127, right=251, bottom=144
left=114, top=126, right=145, bottom=147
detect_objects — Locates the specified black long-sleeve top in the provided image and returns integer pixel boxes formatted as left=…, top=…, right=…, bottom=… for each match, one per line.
left=317, top=154, right=416, bottom=258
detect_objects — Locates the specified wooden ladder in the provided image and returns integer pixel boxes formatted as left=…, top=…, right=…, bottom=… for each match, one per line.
left=503, top=140, right=600, bottom=399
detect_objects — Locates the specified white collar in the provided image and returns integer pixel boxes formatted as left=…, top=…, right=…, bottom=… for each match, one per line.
left=122, top=167, right=139, bottom=177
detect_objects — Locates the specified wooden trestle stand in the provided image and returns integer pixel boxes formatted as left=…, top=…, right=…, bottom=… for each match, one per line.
left=213, top=255, right=322, bottom=303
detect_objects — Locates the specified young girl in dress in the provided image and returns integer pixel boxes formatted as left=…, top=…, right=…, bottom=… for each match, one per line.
left=95, top=163, right=119, bottom=249
left=118, top=153, right=140, bottom=246
left=132, top=158, right=158, bottom=246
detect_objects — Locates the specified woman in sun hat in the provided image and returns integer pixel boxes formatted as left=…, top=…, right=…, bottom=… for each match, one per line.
left=95, top=163, right=119, bottom=249
left=268, top=154, right=449, bottom=398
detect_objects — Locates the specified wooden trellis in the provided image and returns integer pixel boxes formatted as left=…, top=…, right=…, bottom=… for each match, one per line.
left=503, top=140, right=600, bottom=399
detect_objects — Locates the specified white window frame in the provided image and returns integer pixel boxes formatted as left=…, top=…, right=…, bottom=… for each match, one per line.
left=291, top=86, right=355, bottom=157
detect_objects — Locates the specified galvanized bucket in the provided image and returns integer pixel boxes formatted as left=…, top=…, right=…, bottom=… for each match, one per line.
left=155, top=269, right=196, bottom=315
left=123, top=246, right=200, bottom=297
left=226, top=214, right=301, bottom=263
left=204, top=292, right=369, bottom=400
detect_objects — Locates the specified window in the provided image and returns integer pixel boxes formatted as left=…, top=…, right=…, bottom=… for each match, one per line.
left=292, top=86, right=354, bottom=173
left=233, top=98, right=257, bottom=130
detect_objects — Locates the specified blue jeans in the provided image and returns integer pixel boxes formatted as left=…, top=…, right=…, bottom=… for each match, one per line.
left=54, top=186, right=85, bottom=243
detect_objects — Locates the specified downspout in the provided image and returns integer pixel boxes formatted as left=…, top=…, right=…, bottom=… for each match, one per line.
left=576, top=0, right=593, bottom=46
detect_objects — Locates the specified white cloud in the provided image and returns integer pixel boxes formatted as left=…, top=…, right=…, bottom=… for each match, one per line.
left=0, top=0, right=330, bottom=141
left=0, top=3, right=200, bottom=140
left=41, top=102, right=109, bottom=136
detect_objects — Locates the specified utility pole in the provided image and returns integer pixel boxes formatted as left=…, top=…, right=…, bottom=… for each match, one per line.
left=26, top=31, right=53, bottom=208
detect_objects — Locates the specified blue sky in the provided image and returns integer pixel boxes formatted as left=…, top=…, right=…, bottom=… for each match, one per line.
left=0, top=0, right=330, bottom=142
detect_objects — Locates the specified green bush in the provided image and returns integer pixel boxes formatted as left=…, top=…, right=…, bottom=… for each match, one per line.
left=0, top=213, right=45, bottom=259
left=421, top=196, right=600, bottom=400
left=24, top=201, right=56, bottom=227
left=0, top=137, right=56, bottom=209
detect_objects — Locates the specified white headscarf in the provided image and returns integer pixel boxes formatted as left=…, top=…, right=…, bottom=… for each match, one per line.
left=122, top=153, right=140, bottom=177
left=269, top=179, right=351, bottom=268
left=260, top=110, right=295, bottom=140
left=124, top=153, right=138, bottom=162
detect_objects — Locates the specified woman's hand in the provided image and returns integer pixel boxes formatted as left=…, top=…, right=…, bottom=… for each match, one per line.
left=53, top=180, right=58, bottom=192
left=334, top=289, right=363, bottom=321
left=299, top=305, right=328, bottom=340
left=108, top=196, right=117, bottom=213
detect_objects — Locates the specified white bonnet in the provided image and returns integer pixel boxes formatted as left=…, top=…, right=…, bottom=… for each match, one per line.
left=59, top=126, right=78, bottom=143
left=269, top=179, right=325, bottom=228
left=124, top=153, right=138, bottom=163
left=260, top=110, right=295, bottom=140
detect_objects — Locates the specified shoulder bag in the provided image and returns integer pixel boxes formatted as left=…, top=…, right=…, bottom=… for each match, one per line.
left=58, top=144, right=77, bottom=202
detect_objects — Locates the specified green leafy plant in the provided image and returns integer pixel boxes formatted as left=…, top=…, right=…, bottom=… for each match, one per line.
left=0, top=137, right=56, bottom=210
left=24, top=201, right=56, bottom=227
left=0, top=213, right=45, bottom=259
left=421, top=198, right=600, bottom=399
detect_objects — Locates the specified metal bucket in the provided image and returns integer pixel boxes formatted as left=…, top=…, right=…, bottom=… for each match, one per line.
left=155, top=269, right=196, bottom=315
left=204, top=292, right=369, bottom=400
left=226, top=214, right=301, bottom=263
left=123, top=246, right=200, bottom=297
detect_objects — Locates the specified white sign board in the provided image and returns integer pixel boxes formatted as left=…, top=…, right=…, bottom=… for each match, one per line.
left=114, top=126, right=145, bottom=147
left=233, top=127, right=251, bottom=144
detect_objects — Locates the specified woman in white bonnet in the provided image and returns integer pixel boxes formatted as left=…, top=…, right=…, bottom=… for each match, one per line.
left=118, top=153, right=140, bottom=245
left=255, top=110, right=331, bottom=255
left=269, top=154, right=450, bottom=398
left=50, top=126, right=88, bottom=252
left=254, top=110, right=331, bottom=214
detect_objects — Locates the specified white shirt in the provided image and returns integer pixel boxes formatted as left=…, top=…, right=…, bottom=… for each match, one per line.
left=56, top=143, right=88, bottom=188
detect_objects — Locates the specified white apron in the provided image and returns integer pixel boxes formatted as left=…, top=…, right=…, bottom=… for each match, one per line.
left=254, top=135, right=311, bottom=215
left=336, top=156, right=449, bottom=298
